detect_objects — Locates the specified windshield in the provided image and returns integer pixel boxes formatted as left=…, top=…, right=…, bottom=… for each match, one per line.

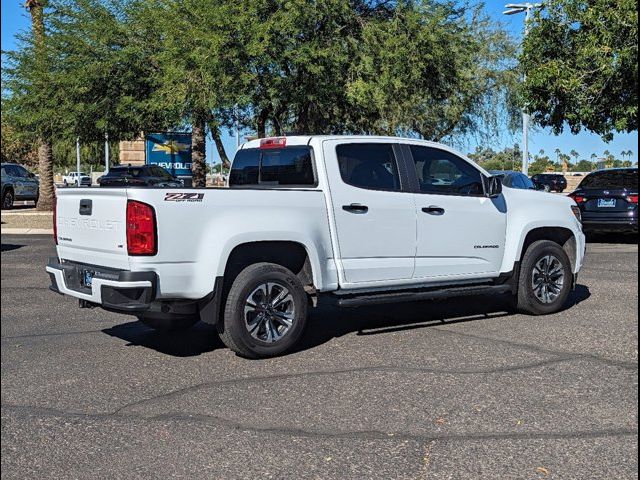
left=107, top=168, right=144, bottom=178
left=579, top=170, right=638, bottom=189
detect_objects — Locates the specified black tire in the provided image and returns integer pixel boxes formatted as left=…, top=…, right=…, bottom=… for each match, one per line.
left=2, top=189, right=14, bottom=210
left=217, top=262, right=308, bottom=359
left=137, top=315, right=199, bottom=332
left=515, top=240, right=572, bottom=315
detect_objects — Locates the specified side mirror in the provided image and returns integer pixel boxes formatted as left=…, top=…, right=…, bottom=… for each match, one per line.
left=483, top=175, right=503, bottom=198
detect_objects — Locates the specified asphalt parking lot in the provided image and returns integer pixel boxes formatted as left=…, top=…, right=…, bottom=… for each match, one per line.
left=1, top=234, right=637, bottom=479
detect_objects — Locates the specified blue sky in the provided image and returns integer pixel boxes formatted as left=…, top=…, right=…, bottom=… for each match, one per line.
left=2, top=0, right=637, bottom=164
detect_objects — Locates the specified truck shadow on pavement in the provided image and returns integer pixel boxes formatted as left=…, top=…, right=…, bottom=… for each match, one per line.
left=102, top=321, right=224, bottom=357
left=1, top=243, right=25, bottom=252
left=293, top=285, right=591, bottom=354
left=101, top=285, right=590, bottom=358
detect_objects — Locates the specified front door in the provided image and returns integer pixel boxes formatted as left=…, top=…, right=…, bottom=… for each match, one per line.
left=406, top=144, right=507, bottom=279
left=322, top=140, right=416, bottom=284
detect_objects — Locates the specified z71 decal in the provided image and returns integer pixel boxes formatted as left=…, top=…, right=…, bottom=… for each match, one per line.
left=164, top=193, right=205, bottom=203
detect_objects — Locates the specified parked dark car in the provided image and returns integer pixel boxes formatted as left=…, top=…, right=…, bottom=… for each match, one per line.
left=97, top=165, right=183, bottom=187
left=569, top=168, right=638, bottom=233
left=530, top=173, right=568, bottom=192
left=1, top=163, right=39, bottom=209
left=489, top=170, right=536, bottom=190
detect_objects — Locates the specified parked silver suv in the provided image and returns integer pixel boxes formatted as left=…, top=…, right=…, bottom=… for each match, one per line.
left=1, top=163, right=40, bottom=209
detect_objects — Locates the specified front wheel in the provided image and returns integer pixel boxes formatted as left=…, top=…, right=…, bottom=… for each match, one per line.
left=2, top=189, right=14, bottom=210
left=515, top=240, right=572, bottom=315
left=217, top=262, right=308, bottom=359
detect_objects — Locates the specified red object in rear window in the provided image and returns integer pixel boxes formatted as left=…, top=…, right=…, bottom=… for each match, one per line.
left=259, top=137, right=287, bottom=149
left=53, top=194, right=58, bottom=245
left=126, top=200, right=157, bottom=255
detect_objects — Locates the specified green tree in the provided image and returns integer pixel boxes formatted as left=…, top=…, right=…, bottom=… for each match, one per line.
left=573, top=159, right=593, bottom=172
left=25, top=0, right=55, bottom=210
left=346, top=2, right=519, bottom=141
left=519, top=0, right=638, bottom=140
left=3, top=0, right=173, bottom=190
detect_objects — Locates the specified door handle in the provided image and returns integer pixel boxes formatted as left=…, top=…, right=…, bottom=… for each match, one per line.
left=342, top=204, right=369, bottom=214
left=422, top=206, right=445, bottom=216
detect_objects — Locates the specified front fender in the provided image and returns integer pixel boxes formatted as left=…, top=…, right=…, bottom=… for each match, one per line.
left=500, top=190, right=584, bottom=274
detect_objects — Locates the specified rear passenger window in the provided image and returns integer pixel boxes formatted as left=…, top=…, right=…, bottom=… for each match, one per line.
left=410, top=145, right=484, bottom=196
left=336, top=143, right=401, bottom=191
left=229, top=147, right=315, bottom=187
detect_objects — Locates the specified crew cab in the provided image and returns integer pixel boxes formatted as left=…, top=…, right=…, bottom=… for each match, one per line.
left=47, top=136, right=586, bottom=358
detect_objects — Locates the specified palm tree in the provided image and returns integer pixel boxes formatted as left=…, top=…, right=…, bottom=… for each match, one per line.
left=26, top=0, right=54, bottom=211
left=621, top=150, right=628, bottom=162
left=554, top=148, right=561, bottom=163
left=570, top=149, right=579, bottom=164
left=590, top=153, right=598, bottom=170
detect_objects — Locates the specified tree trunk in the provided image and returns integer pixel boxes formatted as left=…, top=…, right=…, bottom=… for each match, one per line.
left=257, top=108, right=270, bottom=138
left=28, top=1, right=55, bottom=211
left=36, top=140, right=54, bottom=211
left=191, top=116, right=207, bottom=188
left=210, top=124, right=230, bottom=169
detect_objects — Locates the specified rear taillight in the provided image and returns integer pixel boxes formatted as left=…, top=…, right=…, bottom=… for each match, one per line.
left=53, top=194, right=58, bottom=245
left=126, top=200, right=157, bottom=255
left=569, top=193, right=586, bottom=204
left=627, top=195, right=638, bottom=204
left=259, top=137, right=287, bottom=149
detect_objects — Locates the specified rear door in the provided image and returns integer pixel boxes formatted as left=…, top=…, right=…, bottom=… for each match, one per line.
left=5, top=165, right=26, bottom=197
left=406, top=144, right=507, bottom=279
left=323, top=140, right=416, bottom=284
left=55, top=189, right=130, bottom=269
left=16, top=166, right=38, bottom=197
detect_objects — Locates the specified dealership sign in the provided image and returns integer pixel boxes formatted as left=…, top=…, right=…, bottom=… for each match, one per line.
left=145, top=133, right=192, bottom=177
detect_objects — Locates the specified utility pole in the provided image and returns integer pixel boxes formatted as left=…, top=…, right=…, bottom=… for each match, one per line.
left=104, top=132, right=110, bottom=174
left=504, top=2, right=543, bottom=176
left=76, top=137, right=81, bottom=187
left=235, top=104, right=240, bottom=148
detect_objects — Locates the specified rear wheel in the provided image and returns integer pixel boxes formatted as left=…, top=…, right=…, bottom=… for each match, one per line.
left=515, top=240, right=572, bottom=315
left=217, top=262, right=308, bottom=359
left=137, top=315, right=198, bottom=332
left=2, top=189, right=14, bottom=210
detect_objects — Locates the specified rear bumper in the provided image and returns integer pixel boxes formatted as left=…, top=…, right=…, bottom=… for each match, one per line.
left=46, top=257, right=157, bottom=312
left=581, top=214, right=638, bottom=232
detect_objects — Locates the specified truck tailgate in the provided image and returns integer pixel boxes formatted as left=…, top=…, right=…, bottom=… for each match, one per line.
left=55, top=188, right=130, bottom=270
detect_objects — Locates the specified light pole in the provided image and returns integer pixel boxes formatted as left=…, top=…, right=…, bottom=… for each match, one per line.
left=76, top=137, right=81, bottom=187
left=504, top=2, right=543, bottom=176
left=104, top=132, right=110, bottom=174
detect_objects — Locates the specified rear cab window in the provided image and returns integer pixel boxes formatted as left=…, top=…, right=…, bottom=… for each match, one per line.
left=580, top=170, right=638, bottom=189
left=230, top=146, right=316, bottom=187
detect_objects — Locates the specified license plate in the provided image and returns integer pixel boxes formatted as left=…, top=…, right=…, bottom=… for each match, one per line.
left=597, top=198, right=616, bottom=208
left=83, top=270, right=94, bottom=287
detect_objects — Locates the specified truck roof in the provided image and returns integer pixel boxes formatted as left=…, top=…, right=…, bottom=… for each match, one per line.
left=240, top=135, right=454, bottom=151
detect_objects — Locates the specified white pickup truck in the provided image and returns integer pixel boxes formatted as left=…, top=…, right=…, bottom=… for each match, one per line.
left=62, top=171, right=92, bottom=187
left=47, top=136, right=585, bottom=358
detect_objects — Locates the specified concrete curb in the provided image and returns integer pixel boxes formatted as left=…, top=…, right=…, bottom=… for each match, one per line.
left=1, top=212, right=53, bottom=216
left=1, top=228, right=53, bottom=235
